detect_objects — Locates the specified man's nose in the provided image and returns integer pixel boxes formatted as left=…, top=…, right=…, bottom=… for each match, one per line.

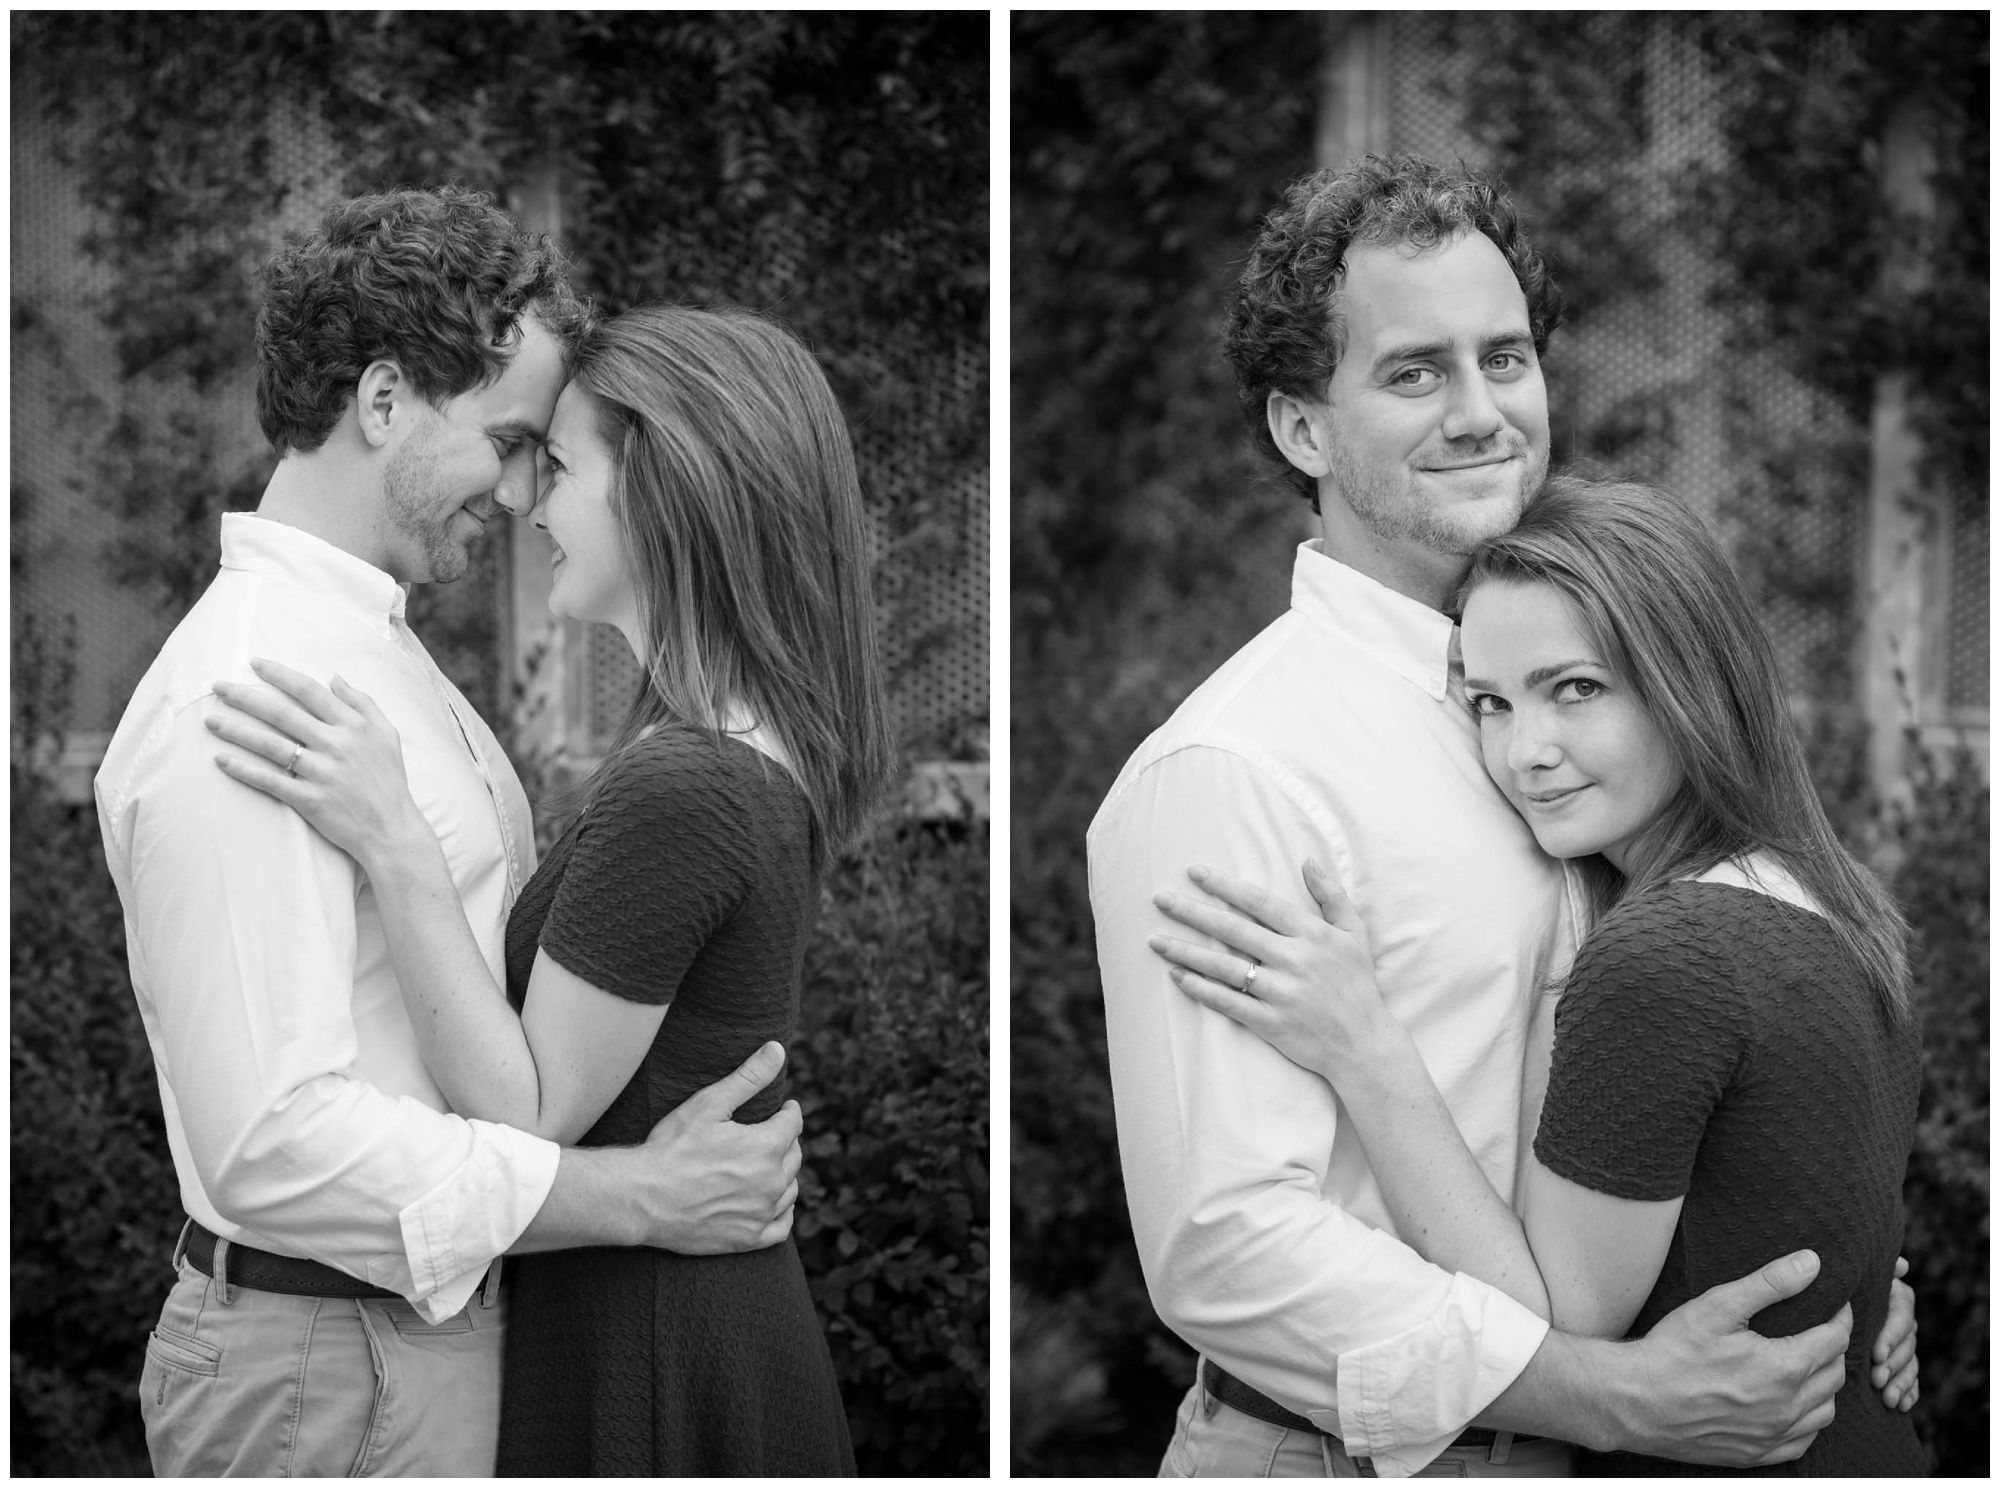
left=493, top=448, right=539, bottom=517
left=1440, top=370, right=1505, bottom=443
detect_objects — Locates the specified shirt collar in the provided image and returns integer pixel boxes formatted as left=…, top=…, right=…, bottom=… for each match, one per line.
left=1290, top=539, right=1458, bottom=701
left=219, top=512, right=409, bottom=625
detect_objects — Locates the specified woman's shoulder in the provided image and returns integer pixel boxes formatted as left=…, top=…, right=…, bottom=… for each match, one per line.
left=1568, top=882, right=1760, bottom=999
left=1575, top=877, right=1843, bottom=1006
left=589, top=725, right=803, bottom=830
left=1602, top=873, right=1825, bottom=940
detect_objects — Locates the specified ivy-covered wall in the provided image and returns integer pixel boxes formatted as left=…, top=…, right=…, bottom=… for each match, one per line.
left=14, top=10, right=988, bottom=756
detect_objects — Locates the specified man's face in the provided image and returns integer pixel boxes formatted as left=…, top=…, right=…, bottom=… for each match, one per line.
left=1317, top=232, right=1550, bottom=562
left=379, top=313, right=567, bottom=584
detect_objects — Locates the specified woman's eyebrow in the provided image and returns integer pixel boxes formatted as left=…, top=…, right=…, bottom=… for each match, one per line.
left=1462, top=658, right=1602, bottom=693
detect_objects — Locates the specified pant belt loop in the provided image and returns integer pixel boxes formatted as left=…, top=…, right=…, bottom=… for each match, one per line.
left=1489, top=1430, right=1515, bottom=1466
left=211, top=1237, right=237, bottom=1306
left=480, top=1256, right=503, bottom=1309
left=170, top=1217, right=193, bottom=1273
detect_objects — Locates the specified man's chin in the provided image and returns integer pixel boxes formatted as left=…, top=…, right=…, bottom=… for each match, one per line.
left=422, top=540, right=474, bottom=585
left=1426, top=489, right=1530, bottom=554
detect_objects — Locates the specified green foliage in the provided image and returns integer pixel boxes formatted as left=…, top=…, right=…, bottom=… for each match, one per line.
left=10, top=617, right=181, bottom=1477
left=1890, top=746, right=1989, bottom=1473
left=794, top=818, right=990, bottom=1475
left=1011, top=10, right=1322, bottom=623
left=1695, top=12, right=1989, bottom=501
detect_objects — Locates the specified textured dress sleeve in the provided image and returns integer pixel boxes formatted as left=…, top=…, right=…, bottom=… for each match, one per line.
left=537, top=735, right=752, bottom=1005
left=1532, top=892, right=1748, bottom=1201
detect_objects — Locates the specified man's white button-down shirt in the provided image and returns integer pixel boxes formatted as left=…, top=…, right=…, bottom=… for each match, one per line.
left=96, top=514, right=559, bottom=1324
left=1089, top=540, right=1582, bottom=1475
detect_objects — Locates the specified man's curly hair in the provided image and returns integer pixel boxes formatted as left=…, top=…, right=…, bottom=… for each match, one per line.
left=255, top=185, right=593, bottom=454
left=1222, top=155, right=1565, bottom=509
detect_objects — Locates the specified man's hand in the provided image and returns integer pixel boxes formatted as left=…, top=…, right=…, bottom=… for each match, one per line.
left=636, top=1041, right=803, bottom=1254
left=1870, top=1256, right=1919, bottom=1411
left=1619, top=1249, right=1849, bottom=1466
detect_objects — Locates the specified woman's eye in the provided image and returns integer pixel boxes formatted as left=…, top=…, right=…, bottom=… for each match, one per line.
left=1467, top=692, right=1507, bottom=717
left=1555, top=677, right=1603, bottom=703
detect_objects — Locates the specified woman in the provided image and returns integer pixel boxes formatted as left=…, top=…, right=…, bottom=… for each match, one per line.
left=208, top=303, right=893, bottom=1474
left=1149, top=476, right=1925, bottom=1475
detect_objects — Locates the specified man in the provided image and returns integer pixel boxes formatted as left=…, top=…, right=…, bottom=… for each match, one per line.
left=97, top=187, right=802, bottom=1476
left=1088, top=156, right=1916, bottom=1477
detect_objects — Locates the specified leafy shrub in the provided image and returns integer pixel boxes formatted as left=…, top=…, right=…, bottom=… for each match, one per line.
left=1891, top=745, right=1989, bottom=1473
left=793, top=815, right=991, bottom=1475
left=10, top=614, right=180, bottom=1476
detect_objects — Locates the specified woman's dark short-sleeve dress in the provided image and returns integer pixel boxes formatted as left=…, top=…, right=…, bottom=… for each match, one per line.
left=1535, top=880, right=1924, bottom=1477
left=494, top=726, right=853, bottom=1476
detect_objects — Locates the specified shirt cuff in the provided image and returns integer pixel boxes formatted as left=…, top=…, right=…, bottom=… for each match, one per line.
left=1335, top=1273, right=1550, bottom=1476
left=396, top=1122, right=561, bottom=1324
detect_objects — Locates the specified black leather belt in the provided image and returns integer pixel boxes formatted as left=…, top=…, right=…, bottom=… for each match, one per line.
left=183, top=1218, right=402, bottom=1300
left=1201, top=1359, right=1534, bottom=1450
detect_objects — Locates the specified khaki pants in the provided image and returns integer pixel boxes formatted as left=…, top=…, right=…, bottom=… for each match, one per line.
left=1158, top=1372, right=1576, bottom=1478
left=139, top=1256, right=506, bottom=1477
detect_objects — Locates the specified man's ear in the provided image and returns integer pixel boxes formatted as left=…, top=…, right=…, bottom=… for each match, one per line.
left=1267, top=389, right=1333, bottom=480
left=354, top=360, right=408, bottom=450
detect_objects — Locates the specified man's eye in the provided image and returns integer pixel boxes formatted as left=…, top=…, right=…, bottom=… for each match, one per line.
left=1392, top=366, right=1440, bottom=391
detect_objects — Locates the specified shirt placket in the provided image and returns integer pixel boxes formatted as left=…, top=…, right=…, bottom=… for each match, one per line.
left=390, top=616, right=528, bottom=906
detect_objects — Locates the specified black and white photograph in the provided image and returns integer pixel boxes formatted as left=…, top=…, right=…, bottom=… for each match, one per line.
left=13, top=12, right=987, bottom=1477
left=9, top=7, right=1991, bottom=1483
left=1012, top=11, right=1985, bottom=1479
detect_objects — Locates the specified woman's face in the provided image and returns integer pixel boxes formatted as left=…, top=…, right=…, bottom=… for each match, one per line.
left=1458, top=578, right=1683, bottom=872
left=534, top=384, right=642, bottom=643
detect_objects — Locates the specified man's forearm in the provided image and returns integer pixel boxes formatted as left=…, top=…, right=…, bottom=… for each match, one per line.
left=1469, top=1253, right=1849, bottom=1470
left=1472, top=1328, right=1622, bottom=1451
left=509, top=1145, right=648, bottom=1253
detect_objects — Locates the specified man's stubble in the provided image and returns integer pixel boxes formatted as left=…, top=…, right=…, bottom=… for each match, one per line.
left=381, top=417, right=472, bottom=585
left=1328, top=437, right=1550, bottom=558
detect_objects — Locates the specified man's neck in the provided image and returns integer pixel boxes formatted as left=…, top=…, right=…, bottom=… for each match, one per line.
left=1315, top=508, right=1472, bottom=614
left=256, top=453, right=394, bottom=577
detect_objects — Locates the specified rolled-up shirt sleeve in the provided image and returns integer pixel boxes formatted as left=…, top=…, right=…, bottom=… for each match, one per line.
left=1088, top=741, right=1548, bottom=1475
left=104, top=700, right=558, bottom=1324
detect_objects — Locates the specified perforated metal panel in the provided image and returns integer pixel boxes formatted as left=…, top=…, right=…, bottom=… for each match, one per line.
left=1946, top=488, right=1989, bottom=714
left=566, top=296, right=989, bottom=761
left=12, top=96, right=172, bottom=743
left=858, top=328, right=991, bottom=759
left=570, top=324, right=991, bottom=762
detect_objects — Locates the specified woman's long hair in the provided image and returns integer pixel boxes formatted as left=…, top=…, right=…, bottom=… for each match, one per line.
left=1456, top=474, right=1912, bottom=1024
left=563, top=302, right=895, bottom=862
